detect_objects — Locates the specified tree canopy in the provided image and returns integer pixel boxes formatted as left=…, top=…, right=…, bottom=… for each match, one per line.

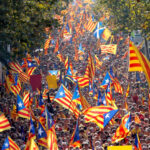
left=93, top=0, right=150, bottom=37
left=0, top=0, right=70, bottom=66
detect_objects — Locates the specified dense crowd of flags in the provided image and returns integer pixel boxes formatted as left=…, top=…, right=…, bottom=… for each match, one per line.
left=1, top=0, right=150, bottom=149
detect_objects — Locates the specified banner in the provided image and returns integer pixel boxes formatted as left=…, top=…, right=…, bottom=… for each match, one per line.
left=107, top=145, right=132, bottom=150
left=100, top=44, right=117, bottom=55
left=46, top=75, right=57, bottom=89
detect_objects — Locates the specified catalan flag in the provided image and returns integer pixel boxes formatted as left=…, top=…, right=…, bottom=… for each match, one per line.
left=0, top=114, right=11, bottom=132
left=72, top=84, right=82, bottom=107
left=83, top=106, right=118, bottom=129
left=17, top=94, right=30, bottom=120
left=112, top=112, right=131, bottom=143
left=54, top=84, right=80, bottom=118
left=101, top=72, right=111, bottom=89
left=95, top=55, right=103, bottom=69
left=37, top=121, right=48, bottom=148
left=67, top=76, right=89, bottom=88
left=23, top=91, right=30, bottom=108
left=134, top=133, right=142, bottom=150
left=44, top=37, right=51, bottom=55
left=100, top=44, right=117, bottom=55
left=64, top=56, right=69, bottom=70
left=27, top=61, right=36, bottom=76
left=105, top=82, right=113, bottom=105
left=129, top=41, right=150, bottom=87
left=2, top=136, right=20, bottom=150
left=10, top=74, right=21, bottom=96
left=111, top=77, right=123, bottom=94
left=47, top=125, right=59, bottom=150
left=69, top=120, right=81, bottom=148
left=84, top=17, right=97, bottom=32
left=29, top=117, right=36, bottom=140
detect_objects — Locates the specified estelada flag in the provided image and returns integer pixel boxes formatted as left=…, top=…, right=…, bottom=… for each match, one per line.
left=100, top=44, right=117, bottom=55
left=129, top=41, right=150, bottom=87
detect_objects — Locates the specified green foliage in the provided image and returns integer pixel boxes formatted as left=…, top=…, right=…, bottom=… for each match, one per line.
left=0, top=0, right=70, bottom=65
left=93, top=0, right=150, bottom=37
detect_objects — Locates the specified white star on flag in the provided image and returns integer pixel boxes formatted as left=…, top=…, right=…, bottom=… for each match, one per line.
left=105, top=114, right=110, bottom=118
left=59, top=91, right=64, bottom=96
left=38, top=128, right=43, bottom=136
left=5, top=143, right=9, bottom=147
left=105, top=79, right=109, bottom=84
left=18, top=102, right=23, bottom=108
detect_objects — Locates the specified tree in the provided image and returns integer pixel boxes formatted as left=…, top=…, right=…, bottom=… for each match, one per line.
left=93, top=0, right=150, bottom=36
left=0, top=0, right=70, bottom=66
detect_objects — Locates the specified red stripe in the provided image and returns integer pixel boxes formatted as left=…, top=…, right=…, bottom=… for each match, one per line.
left=0, top=124, right=11, bottom=129
left=0, top=119, right=9, bottom=124
left=130, top=64, right=141, bottom=67
left=130, top=57, right=138, bottom=60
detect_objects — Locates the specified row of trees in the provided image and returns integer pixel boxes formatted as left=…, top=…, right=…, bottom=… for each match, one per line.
left=93, top=0, right=150, bottom=36
left=0, top=0, right=70, bottom=66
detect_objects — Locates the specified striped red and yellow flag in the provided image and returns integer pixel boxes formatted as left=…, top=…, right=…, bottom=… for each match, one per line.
left=8, top=136, right=20, bottom=150
left=0, top=114, right=11, bottom=132
left=82, top=106, right=117, bottom=129
left=9, top=62, right=22, bottom=73
left=125, top=85, right=130, bottom=98
left=19, top=72, right=29, bottom=83
left=82, top=106, right=115, bottom=122
left=10, top=79, right=21, bottom=96
left=54, top=84, right=80, bottom=118
left=100, top=44, right=117, bottom=55
left=129, top=41, right=150, bottom=87
left=23, top=91, right=30, bottom=108
left=47, top=125, right=59, bottom=150
left=54, top=38, right=59, bottom=53
left=84, top=17, right=97, bottom=32
left=95, top=55, right=103, bottom=69
left=27, top=67, right=36, bottom=76
left=69, top=76, right=89, bottom=88
left=44, top=37, right=51, bottom=55
left=64, top=56, right=69, bottom=70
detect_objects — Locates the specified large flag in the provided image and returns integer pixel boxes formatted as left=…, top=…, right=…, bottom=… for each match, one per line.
left=112, top=112, right=131, bottom=143
left=0, top=114, right=11, bottom=132
left=83, top=106, right=118, bottom=129
left=2, top=136, right=20, bottom=150
left=134, top=133, right=142, bottom=150
left=129, top=41, right=150, bottom=87
left=54, top=84, right=80, bottom=118
left=69, top=120, right=81, bottom=148
left=17, top=94, right=30, bottom=120
left=100, top=44, right=117, bottom=55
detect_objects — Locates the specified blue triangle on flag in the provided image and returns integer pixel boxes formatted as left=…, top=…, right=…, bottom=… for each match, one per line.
left=17, top=94, right=25, bottom=111
left=2, top=137, right=9, bottom=150
left=55, top=84, right=66, bottom=99
left=103, top=109, right=118, bottom=127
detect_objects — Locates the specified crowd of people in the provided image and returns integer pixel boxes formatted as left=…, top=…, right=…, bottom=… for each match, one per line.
left=0, top=0, right=150, bottom=150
